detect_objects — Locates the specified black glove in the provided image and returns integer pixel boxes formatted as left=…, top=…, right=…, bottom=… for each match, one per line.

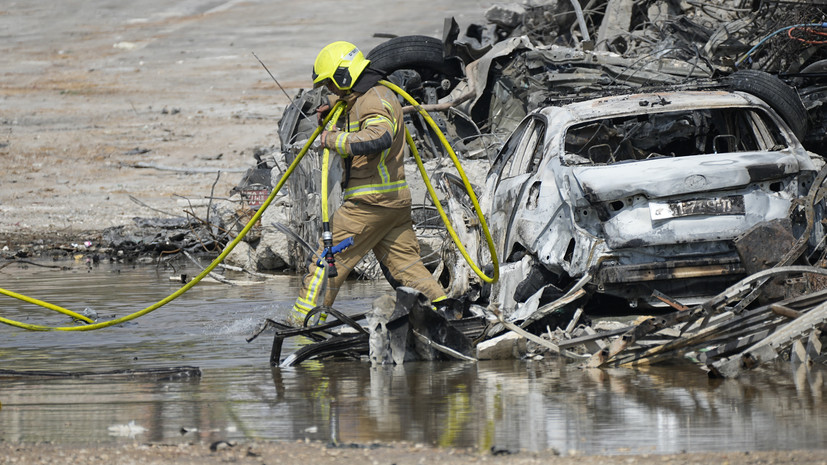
left=316, top=104, right=331, bottom=126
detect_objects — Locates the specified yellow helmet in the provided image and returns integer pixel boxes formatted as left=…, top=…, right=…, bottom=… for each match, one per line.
left=312, top=41, right=370, bottom=91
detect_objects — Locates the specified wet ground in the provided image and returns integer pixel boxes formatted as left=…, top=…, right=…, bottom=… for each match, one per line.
left=2, top=260, right=827, bottom=455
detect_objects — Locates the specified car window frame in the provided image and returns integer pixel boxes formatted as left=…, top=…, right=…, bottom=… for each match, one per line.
left=560, top=105, right=790, bottom=166
left=490, top=115, right=547, bottom=181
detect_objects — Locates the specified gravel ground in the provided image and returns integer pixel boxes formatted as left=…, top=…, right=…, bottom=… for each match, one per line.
left=2, top=441, right=827, bottom=465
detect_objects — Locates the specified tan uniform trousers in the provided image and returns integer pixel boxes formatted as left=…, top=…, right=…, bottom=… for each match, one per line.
left=290, top=199, right=446, bottom=325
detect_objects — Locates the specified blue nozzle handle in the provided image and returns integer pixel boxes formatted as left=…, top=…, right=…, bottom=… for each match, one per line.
left=316, top=236, right=354, bottom=267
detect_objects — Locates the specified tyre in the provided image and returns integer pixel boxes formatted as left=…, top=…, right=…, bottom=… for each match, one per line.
left=367, top=35, right=445, bottom=73
left=725, top=70, right=808, bottom=141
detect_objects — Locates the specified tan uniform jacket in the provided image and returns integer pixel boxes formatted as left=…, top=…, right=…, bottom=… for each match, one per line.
left=323, top=85, right=411, bottom=208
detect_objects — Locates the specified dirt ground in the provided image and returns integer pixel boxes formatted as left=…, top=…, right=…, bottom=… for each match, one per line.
left=1, top=441, right=826, bottom=465
left=0, top=0, right=489, bottom=250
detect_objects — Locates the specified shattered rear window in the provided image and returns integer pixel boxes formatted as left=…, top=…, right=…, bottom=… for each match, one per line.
left=562, top=107, right=787, bottom=165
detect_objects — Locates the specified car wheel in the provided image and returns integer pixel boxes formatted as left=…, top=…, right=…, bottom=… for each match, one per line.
left=726, top=70, right=808, bottom=142
left=367, top=35, right=445, bottom=73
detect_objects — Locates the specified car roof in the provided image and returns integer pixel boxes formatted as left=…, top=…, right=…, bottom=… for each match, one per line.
left=538, top=90, right=764, bottom=123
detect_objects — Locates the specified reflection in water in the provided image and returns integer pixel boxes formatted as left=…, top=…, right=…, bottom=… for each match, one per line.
left=266, top=359, right=827, bottom=454
left=1, top=261, right=826, bottom=453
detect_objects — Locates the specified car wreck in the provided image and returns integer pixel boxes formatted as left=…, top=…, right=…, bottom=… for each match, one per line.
left=248, top=83, right=827, bottom=377
left=483, top=87, right=825, bottom=322
left=233, top=0, right=827, bottom=375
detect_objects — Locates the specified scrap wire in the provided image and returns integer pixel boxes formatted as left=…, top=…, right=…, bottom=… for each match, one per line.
left=684, top=0, right=753, bottom=15
left=493, top=308, right=588, bottom=360
left=608, top=47, right=707, bottom=86
left=736, top=22, right=827, bottom=67
left=252, top=52, right=295, bottom=105
left=787, top=26, right=827, bottom=44
left=205, top=170, right=221, bottom=229
left=128, top=195, right=186, bottom=219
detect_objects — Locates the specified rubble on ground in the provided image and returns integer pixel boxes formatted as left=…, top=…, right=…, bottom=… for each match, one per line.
left=254, top=273, right=827, bottom=378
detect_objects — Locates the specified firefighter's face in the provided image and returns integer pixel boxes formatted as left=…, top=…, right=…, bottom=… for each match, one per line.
left=326, top=80, right=346, bottom=97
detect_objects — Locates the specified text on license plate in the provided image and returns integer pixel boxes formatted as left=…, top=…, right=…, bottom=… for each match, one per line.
left=650, top=195, right=745, bottom=220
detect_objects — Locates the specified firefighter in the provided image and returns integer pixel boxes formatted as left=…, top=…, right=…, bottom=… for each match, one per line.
left=288, top=41, right=447, bottom=327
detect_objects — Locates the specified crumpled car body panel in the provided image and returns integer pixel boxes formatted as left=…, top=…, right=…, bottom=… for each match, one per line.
left=484, top=90, right=823, bottom=312
left=571, top=151, right=802, bottom=248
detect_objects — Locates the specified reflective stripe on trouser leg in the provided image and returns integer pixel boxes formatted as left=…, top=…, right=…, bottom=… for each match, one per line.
left=290, top=264, right=328, bottom=324
left=289, top=211, right=367, bottom=324
left=290, top=201, right=446, bottom=324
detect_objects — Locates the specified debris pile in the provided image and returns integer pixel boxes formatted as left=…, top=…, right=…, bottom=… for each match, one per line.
left=443, top=0, right=827, bottom=145
left=253, top=270, right=827, bottom=378
left=243, top=0, right=827, bottom=375
left=113, top=1, right=825, bottom=273
left=577, top=266, right=827, bottom=377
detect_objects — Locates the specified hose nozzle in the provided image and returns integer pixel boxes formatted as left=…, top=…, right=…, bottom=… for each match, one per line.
left=321, top=229, right=338, bottom=278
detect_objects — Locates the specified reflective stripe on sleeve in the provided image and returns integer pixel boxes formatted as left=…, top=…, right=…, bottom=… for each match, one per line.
left=364, top=115, right=394, bottom=133
left=336, top=132, right=349, bottom=156
left=378, top=147, right=391, bottom=183
left=343, top=180, right=408, bottom=200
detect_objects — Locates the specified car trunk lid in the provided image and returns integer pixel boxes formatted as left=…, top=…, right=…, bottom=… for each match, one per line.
left=569, top=151, right=801, bottom=205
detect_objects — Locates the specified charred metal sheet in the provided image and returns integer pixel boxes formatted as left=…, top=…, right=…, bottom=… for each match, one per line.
left=367, top=294, right=413, bottom=366
left=409, top=290, right=474, bottom=361
left=734, top=219, right=797, bottom=275
left=595, top=0, right=634, bottom=53
left=596, top=257, right=745, bottom=285
left=735, top=218, right=799, bottom=302
left=476, top=332, right=527, bottom=360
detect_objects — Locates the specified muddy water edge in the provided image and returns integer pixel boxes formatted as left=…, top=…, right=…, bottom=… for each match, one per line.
left=1, top=258, right=826, bottom=460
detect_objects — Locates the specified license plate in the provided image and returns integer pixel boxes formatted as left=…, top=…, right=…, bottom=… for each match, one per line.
left=650, top=195, right=745, bottom=220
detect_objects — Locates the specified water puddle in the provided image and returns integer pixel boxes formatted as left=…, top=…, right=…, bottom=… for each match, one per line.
left=1, top=259, right=826, bottom=454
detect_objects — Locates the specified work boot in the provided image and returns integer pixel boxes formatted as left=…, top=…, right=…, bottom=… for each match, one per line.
left=286, top=305, right=327, bottom=328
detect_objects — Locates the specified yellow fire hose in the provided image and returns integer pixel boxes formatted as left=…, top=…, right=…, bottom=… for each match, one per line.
left=378, top=79, right=499, bottom=284
left=321, top=105, right=345, bottom=227
left=0, top=81, right=498, bottom=331
left=0, top=105, right=343, bottom=331
left=320, top=104, right=346, bottom=279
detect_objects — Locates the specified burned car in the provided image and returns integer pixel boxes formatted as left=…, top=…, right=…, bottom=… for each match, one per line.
left=483, top=88, right=825, bottom=319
